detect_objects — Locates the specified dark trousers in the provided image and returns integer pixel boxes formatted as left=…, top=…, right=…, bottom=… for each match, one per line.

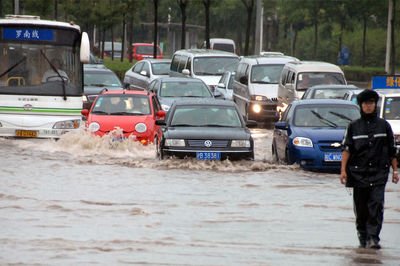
left=353, top=185, right=385, bottom=242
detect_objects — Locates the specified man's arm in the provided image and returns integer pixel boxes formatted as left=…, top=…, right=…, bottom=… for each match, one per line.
left=340, top=150, right=350, bottom=184
left=391, top=157, right=399, bottom=184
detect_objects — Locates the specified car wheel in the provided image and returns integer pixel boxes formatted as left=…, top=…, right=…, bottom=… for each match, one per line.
left=285, top=148, right=294, bottom=165
left=155, top=137, right=164, bottom=160
left=271, top=141, right=279, bottom=163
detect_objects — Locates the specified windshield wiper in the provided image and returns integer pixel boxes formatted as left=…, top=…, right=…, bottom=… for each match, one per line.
left=41, top=50, right=67, bottom=100
left=329, top=111, right=353, bottom=122
left=310, top=110, right=338, bottom=128
left=0, top=56, right=27, bottom=79
left=171, top=124, right=196, bottom=127
left=91, top=110, right=108, bottom=114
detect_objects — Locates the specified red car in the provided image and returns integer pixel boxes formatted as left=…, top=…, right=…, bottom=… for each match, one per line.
left=81, top=89, right=165, bottom=145
left=131, top=43, right=163, bottom=61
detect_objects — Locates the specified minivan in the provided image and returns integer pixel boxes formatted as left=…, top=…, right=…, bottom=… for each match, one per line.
left=201, top=38, right=236, bottom=54
left=169, top=49, right=239, bottom=91
left=277, top=61, right=347, bottom=113
left=232, top=55, right=298, bottom=124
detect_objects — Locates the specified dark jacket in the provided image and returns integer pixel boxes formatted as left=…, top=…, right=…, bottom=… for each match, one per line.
left=342, top=115, right=396, bottom=187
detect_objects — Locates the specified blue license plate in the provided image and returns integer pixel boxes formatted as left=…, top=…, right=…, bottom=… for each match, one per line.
left=196, top=152, right=221, bottom=160
left=324, top=152, right=342, bottom=162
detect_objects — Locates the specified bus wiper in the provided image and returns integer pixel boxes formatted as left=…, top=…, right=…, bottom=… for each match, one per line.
left=41, top=50, right=67, bottom=100
left=310, top=110, right=337, bottom=128
left=0, top=56, right=27, bottom=79
left=329, top=111, right=352, bottom=122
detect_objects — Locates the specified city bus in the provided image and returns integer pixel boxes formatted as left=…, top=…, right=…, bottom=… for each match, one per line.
left=0, top=15, right=90, bottom=138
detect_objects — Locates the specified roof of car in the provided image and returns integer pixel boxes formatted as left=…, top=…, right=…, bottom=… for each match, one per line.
left=174, top=49, right=239, bottom=57
left=307, top=84, right=358, bottom=90
left=141, top=58, right=171, bottom=63
left=100, top=89, right=150, bottom=96
left=375, top=89, right=400, bottom=96
left=240, top=55, right=299, bottom=64
left=156, top=77, right=206, bottom=83
left=171, top=98, right=236, bottom=107
left=284, top=61, right=344, bottom=73
left=292, top=98, right=359, bottom=106
left=83, top=64, right=110, bottom=71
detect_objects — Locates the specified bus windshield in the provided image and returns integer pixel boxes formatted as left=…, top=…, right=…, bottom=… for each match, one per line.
left=0, top=29, right=82, bottom=96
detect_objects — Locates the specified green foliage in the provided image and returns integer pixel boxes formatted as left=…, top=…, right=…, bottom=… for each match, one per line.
left=103, top=58, right=135, bottom=80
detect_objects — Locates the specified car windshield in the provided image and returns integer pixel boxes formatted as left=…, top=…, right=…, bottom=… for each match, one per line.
left=296, top=72, right=346, bottom=91
left=91, top=95, right=150, bottom=115
left=383, top=96, right=400, bottom=120
left=251, top=64, right=284, bottom=84
left=159, top=81, right=213, bottom=97
left=171, top=106, right=242, bottom=127
left=151, top=62, right=170, bottom=75
left=84, top=71, right=122, bottom=87
left=193, top=57, right=239, bottom=75
left=293, top=105, right=360, bottom=128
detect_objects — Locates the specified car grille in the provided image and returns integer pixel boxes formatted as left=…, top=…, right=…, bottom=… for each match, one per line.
left=318, top=141, right=342, bottom=151
left=188, top=139, right=229, bottom=148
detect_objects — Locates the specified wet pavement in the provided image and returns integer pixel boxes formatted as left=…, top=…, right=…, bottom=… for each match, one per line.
left=0, top=129, right=399, bottom=265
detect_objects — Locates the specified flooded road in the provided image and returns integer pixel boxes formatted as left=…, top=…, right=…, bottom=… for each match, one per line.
left=1, top=129, right=399, bottom=265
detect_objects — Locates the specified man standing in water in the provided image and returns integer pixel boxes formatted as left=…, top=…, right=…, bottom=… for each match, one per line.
left=340, top=89, right=399, bottom=249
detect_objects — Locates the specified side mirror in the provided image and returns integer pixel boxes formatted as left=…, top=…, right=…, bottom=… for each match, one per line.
left=81, top=109, right=89, bottom=117
left=213, top=90, right=223, bottom=98
left=182, top=69, right=190, bottom=76
left=217, top=82, right=226, bottom=89
left=140, top=70, right=149, bottom=77
left=246, top=120, right=258, bottom=128
left=239, top=76, right=248, bottom=85
left=274, top=121, right=288, bottom=130
left=80, top=32, right=90, bottom=63
left=156, top=119, right=166, bottom=126
left=156, top=110, right=166, bottom=118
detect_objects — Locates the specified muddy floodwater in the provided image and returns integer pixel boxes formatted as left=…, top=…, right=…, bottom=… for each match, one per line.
left=1, top=128, right=399, bottom=265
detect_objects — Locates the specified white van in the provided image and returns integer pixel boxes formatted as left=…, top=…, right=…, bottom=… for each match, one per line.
left=374, top=89, right=400, bottom=151
left=277, top=61, right=347, bottom=111
left=169, top=49, right=239, bottom=91
left=232, top=55, right=298, bottom=123
left=201, top=38, right=236, bottom=54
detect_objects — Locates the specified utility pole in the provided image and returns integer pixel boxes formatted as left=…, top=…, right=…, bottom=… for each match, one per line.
left=385, top=0, right=394, bottom=74
left=14, top=0, right=19, bottom=15
left=254, top=0, right=263, bottom=55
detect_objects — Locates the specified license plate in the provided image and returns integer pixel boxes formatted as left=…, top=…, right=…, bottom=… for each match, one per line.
left=15, top=130, right=38, bottom=138
left=196, top=152, right=221, bottom=160
left=324, top=152, right=342, bottom=162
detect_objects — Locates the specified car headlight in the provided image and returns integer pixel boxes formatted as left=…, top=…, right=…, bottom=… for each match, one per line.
left=251, top=103, right=262, bottom=113
left=88, top=122, right=100, bottom=132
left=165, top=139, right=185, bottom=147
left=135, top=123, right=147, bottom=133
left=161, top=104, right=170, bottom=111
left=231, top=140, right=251, bottom=148
left=53, top=119, right=81, bottom=129
left=293, top=137, right=313, bottom=147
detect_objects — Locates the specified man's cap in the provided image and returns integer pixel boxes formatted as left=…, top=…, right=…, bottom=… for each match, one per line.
left=357, top=89, right=379, bottom=106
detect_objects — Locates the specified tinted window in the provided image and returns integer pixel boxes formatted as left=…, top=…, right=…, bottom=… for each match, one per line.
left=159, top=81, right=212, bottom=97
left=151, top=62, right=170, bottom=75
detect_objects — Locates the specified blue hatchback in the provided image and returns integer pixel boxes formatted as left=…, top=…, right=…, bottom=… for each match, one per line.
left=272, top=99, right=360, bottom=171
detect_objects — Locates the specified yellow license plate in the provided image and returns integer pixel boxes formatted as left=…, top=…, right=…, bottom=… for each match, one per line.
left=15, top=130, right=38, bottom=138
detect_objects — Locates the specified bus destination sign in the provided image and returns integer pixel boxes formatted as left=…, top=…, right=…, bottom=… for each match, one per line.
left=3, top=28, right=54, bottom=41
